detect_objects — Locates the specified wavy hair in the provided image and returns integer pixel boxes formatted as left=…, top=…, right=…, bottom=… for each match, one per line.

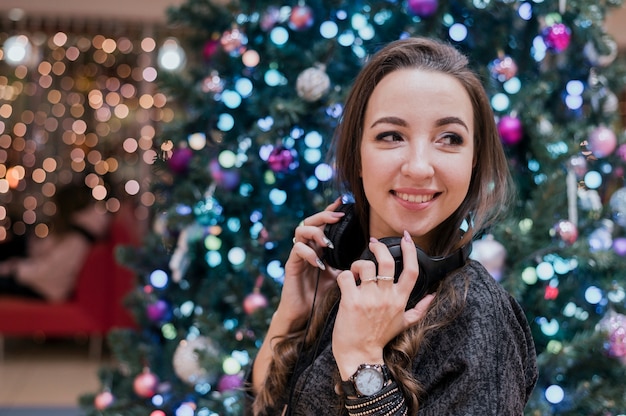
left=253, top=37, right=513, bottom=415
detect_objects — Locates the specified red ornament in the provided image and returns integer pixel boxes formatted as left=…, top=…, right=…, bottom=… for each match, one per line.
left=406, top=0, right=438, bottom=17
left=244, top=291, right=268, bottom=315
left=489, top=55, right=518, bottom=82
left=553, top=219, right=578, bottom=245
left=94, top=391, right=115, bottom=410
left=146, top=299, right=169, bottom=322
left=267, top=146, right=296, bottom=173
left=133, top=369, right=159, bottom=398
left=497, top=115, right=523, bottom=145
left=544, top=286, right=559, bottom=300
left=542, top=23, right=571, bottom=52
left=289, top=5, right=314, bottom=31
left=168, top=147, right=193, bottom=174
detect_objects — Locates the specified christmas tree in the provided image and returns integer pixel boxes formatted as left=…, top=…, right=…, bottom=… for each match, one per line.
left=80, top=0, right=626, bottom=415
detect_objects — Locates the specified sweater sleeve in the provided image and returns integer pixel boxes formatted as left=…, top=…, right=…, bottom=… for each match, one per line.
left=415, top=262, right=537, bottom=415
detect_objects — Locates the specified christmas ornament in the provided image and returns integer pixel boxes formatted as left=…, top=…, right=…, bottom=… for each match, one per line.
left=267, top=146, right=296, bottom=173
left=597, top=310, right=626, bottom=364
left=289, top=5, right=314, bottom=31
left=261, top=6, right=281, bottom=31
left=296, top=66, right=330, bottom=102
left=567, top=155, right=587, bottom=178
left=583, top=36, right=618, bottom=67
left=221, top=27, right=246, bottom=55
left=587, top=125, right=617, bottom=158
left=406, top=0, right=438, bottom=17
left=497, top=115, right=523, bottom=145
left=612, top=237, right=626, bottom=256
left=173, top=336, right=219, bottom=385
left=218, top=374, right=244, bottom=392
left=489, top=55, right=518, bottom=82
left=588, top=220, right=614, bottom=252
left=552, top=219, right=578, bottom=245
left=167, top=147, right=193, bottom=174
left=202, top=39, right=220, bottom=61
left=542, top=22, right=571, bottom=52
left=146, top=299, right=169, bottom=322
left=609, top=187, right=626, bottom=227
left=209, top=158, right=241, bottom=190
left=94, top=390, right=115, bottom=410
left=201, top=72, right=224, bottom=94
left=244, top=290, right=269, bottom=315
left=470, top=235, right=506, bottom=281
left=133, top=368, right=159, bottom=398
left=193, top=195, right=224, bottom=226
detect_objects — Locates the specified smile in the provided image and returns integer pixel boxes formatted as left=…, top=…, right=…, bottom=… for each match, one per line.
left=394, top=191, right=436, bottom=203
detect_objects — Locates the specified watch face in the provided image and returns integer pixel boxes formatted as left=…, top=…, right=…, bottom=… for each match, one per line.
left=354, top=367, right=384, bottom=396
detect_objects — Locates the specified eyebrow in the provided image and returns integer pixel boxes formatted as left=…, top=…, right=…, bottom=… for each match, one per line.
left=370, top=116, right=470, bottom=133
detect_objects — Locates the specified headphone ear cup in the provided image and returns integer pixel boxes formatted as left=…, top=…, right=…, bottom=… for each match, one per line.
left=323, top=204, right=366, bottom=270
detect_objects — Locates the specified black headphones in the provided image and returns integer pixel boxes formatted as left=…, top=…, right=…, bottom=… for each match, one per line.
left=324, top=203, right=471, bottom=308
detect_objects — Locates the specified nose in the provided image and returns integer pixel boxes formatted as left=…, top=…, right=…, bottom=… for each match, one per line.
left=400, top=142, right=435, bottom=178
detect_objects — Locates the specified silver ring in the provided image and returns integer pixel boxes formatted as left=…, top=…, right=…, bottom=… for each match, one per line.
left=376, top=275, right=394, bottom=282
left=361, top=276, right=377, bottom=283
left=292, top=237, right=297, bottom=244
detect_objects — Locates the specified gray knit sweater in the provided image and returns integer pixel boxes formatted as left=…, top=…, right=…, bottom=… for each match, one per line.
left=253, top=260, right=538, bottom=415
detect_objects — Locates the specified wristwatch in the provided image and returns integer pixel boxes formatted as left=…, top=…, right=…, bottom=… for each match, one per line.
left=340, top=364, right=391, bottom=397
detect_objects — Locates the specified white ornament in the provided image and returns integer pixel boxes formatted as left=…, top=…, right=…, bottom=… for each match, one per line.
left=470, top=235, right=507, bottom=281
left=296, top=66, right=331, bottom=102
left=172, top=336, right=219, bottom=385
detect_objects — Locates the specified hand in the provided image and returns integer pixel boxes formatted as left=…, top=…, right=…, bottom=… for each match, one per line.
left=332, top=230, right=435, bottom=379
left=274, top=198, right=345, bottom=325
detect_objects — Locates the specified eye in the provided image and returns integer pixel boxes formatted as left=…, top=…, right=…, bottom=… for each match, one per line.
left=375, top=131, right=403, bottom=142
left=439, top=132, right=464, bottom=146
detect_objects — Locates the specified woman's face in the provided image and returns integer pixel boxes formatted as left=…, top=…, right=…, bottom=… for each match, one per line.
left=360, top=68, right=475, bottom=251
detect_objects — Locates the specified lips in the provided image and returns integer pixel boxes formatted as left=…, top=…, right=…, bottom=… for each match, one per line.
left=394, top=191, right=437, bottom=203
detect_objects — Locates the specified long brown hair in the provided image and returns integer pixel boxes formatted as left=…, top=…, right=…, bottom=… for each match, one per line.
left=253, top=37, right=514, bottom=415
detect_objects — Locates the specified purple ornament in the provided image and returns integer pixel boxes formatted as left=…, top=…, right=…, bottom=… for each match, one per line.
left=267, top=146, right=296, bottom=173
left=497, top=115, right=523, bottom=146
left=588, top=126, right=617, bottom=158
left=168, top=147, right=194, bottom=174
left=407, top=0, right=438, bottom=17
left=209, top=159, right=241, bottom=190
left=613, top=238, right=626, bottom=256
left=146, top=299, right=169, bottom=322
left=542, top=23, right=571, bottom=52
left=217, top=374, right=244, bottom=392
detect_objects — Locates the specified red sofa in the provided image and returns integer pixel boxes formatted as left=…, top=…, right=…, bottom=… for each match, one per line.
left=0, top=217, right=138, bottom=361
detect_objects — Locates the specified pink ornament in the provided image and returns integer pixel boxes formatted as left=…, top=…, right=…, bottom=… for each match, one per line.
left=567, top=155, right=587, bottom=178
left=267, top=146, right=296, bottom=173
left=497, top=115, right=523, bottom=146
left=617, top=144, right=626, bottom=162
left=588, top=126, right=617, bottom=158
left=146, top=299, right=169, bottom=322
left=94, top=391, right=115, bottom=410
left=209, top=159, right=241, bottom=190
left=407, top=0, right=439, bottom=18
left=133, top=369, right=159, bottom=398
left=221, top=28, right=246, bottom=54
left=553, top=219, right=578, bottom=245
left=289, top=5, right=314, bottom=31
left=218, top=374, right=244, bottom=392
left=168, top=147, right=193, bottom=174
left=598, top=311, right=626, bottom=362
left=150, top=411, right=167, bottom=416
left=202, top=39, right=220, bottom=61
left=261, top=6, right=281, bottom=31
left=470, top=236, right=506, bottom=281
left=243, top=291, right=268, bottom=315
left=542, top=23, right=571, bottom=52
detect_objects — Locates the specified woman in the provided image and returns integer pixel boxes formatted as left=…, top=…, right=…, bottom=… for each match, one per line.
left=248, top=37, right=537, bottom=415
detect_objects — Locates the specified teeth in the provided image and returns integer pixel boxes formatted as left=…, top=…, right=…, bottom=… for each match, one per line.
left=396, top=192, right=434, bottom=203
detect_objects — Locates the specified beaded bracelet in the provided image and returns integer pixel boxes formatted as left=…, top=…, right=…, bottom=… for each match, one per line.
left=344, top=381, right=408, bottom=416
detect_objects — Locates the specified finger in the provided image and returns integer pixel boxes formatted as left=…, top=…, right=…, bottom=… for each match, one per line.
left=397, top=230, right=419, bottom=292
left=290, top=241, right=327, bottom=270
left=349, top=258, right=377, bottom=285
left=364, top=238, right=396, bottom=281
left=404, top=293, right=435, bottom=326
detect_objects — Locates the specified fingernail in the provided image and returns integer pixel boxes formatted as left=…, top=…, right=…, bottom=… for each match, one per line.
left=403, top=230, right=411, bottom=242
left=370, top=237, right=379, bottom=243
left=331, top=211, right=346, bottom=218
left=323, top=237, right=334, bottom=249
left=316, top=258, right=326, bottom=270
